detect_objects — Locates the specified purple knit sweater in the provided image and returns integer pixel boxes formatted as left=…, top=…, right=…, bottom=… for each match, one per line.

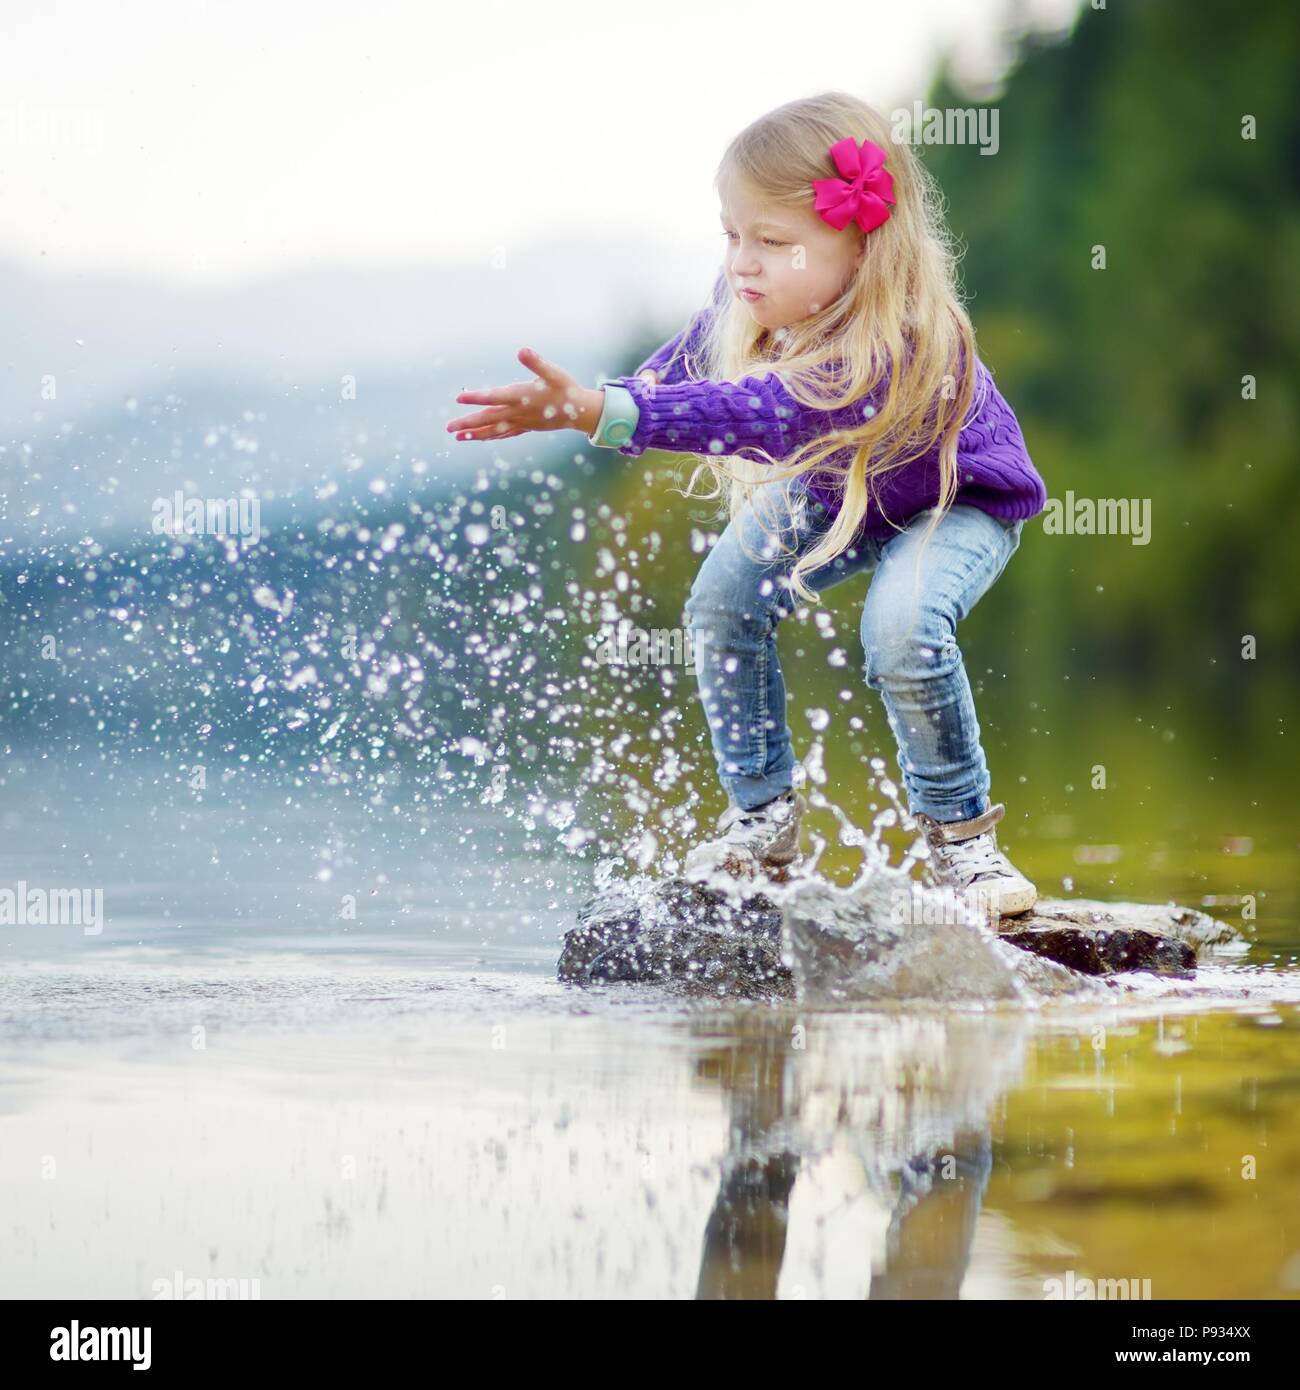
left=608, top=275, right=1047, bottom=540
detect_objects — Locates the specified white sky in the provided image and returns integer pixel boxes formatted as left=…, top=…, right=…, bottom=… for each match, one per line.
left=0, top=0, right=1083, bottom=289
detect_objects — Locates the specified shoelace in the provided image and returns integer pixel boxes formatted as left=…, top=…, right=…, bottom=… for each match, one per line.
left=938, top=832, right=1013, bottom=884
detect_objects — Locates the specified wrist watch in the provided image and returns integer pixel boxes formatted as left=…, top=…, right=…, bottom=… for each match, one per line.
left=586, top=382, right=640, bottom=448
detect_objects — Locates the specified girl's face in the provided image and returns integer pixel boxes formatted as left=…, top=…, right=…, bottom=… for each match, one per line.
left=719, top=183, right=865, bottom=331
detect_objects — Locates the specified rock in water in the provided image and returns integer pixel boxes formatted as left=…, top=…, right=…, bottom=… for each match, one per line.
left=558, top=876, right=789, bottom=1000
left=779, top=875, right=1090, bottom=1006
left=558, top=872, right=1245, bottom=1004
left=1002, top=899, right=1238, bottom=967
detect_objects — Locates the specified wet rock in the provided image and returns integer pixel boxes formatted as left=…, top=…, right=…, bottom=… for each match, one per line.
left=998, top=923, right=1194, bottom=977
left=558, top=877, right=790, bottom=1000
left=1016, top=899, right=1241, bottom=961
left=559, top=875, right=1245, bottom=1003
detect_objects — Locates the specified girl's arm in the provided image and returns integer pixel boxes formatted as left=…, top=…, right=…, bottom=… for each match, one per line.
left=591, top=275, right=907, bottom=461
left=590, top=273, right=894, bottom=460
left=599, top=366, right=885, bottom=464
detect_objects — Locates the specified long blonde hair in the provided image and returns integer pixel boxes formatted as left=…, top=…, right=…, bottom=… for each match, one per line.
left=675, top=92, right=978, bottom=603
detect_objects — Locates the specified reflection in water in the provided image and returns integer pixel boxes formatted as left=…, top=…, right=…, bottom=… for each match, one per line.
left=695, top=1030, right=800, bottom=1299
left=692, top=1012, right=1024, bottom=1299
left=865, top=1132, right=991, bottom=1300
left=0, top=978, right=1298, bottom=1297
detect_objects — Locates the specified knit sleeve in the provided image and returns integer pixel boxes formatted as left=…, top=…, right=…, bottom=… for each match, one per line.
left=606, top=366, right=883, bottom=463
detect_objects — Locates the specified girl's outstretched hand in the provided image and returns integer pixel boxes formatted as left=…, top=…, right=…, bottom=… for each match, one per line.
left=447, top=348, right=602, bottom=442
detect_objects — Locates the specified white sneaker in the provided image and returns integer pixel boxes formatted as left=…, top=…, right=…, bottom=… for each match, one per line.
left=912, top=801, right=1038, bottom=919
left=684, top=790, right=806, bottom=880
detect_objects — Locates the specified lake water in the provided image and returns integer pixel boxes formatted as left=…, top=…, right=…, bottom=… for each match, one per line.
left=1, top=743, right=1298, bottom=1300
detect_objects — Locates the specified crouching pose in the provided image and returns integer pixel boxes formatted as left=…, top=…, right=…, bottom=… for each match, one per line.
left=448, top=92, right=1048, bottom=917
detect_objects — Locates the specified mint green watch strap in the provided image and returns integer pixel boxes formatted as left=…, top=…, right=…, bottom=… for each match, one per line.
left=587, top=382, right=639, bottom=448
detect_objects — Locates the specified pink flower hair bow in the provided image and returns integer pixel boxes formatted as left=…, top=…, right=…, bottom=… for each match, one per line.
left=810, top=137, right=896, bottom=235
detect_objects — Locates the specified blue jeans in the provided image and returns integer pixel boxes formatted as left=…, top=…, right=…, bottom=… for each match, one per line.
left=683, top=483, right=1024, bottom=823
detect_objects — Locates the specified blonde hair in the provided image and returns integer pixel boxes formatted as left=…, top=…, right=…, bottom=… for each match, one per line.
left=675, top=91, right=978, bottom=604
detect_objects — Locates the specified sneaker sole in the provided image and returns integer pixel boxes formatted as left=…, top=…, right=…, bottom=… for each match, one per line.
left=989, top=884, right=1040, bottom=917
left=966, top=883, right=1037, bottom=918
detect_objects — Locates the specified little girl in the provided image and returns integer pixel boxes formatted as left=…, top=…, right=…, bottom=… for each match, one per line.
left=447, top=92, right=1048, bottom=919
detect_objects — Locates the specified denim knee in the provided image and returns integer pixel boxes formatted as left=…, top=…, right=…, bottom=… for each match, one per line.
left=860, top=600, right=957, bottom=683
left=685, top=555, right=783, bottom=641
